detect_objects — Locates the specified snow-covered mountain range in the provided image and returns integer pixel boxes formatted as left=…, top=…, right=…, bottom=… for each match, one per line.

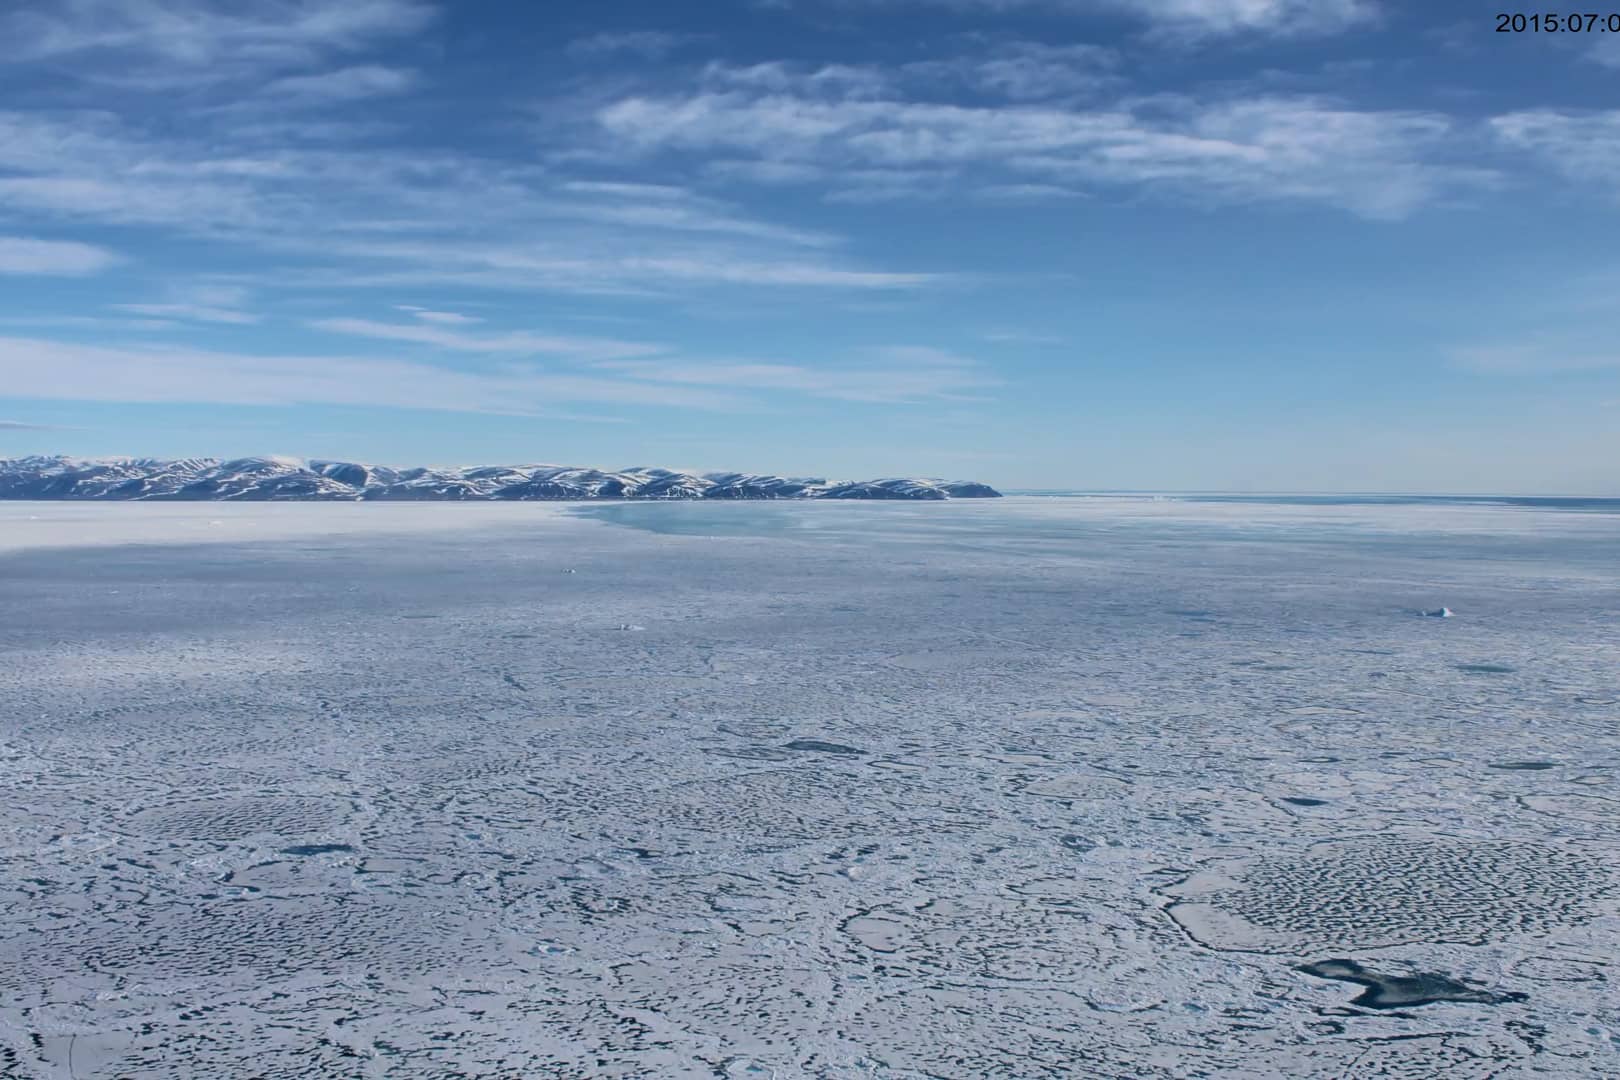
left=0, top=456, right=1001, bottom=501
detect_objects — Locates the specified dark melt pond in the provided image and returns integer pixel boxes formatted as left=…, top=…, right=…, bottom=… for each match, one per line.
left=1297, top=959, right=1526, bottom=1009
left=280, top=843, right=355, bottom=857
left=785, top=739, right=863, bottom=756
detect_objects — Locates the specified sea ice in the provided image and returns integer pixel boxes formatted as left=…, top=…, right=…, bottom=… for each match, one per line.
left=0, top=496, right=1615, bottom=1078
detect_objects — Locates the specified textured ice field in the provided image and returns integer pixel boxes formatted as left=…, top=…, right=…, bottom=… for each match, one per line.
left=1, top=497, right=1617, bottom=1078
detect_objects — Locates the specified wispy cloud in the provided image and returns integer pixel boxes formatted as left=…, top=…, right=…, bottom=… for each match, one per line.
left=1108, top=0, right=1376, bottom=38
left=0, top=315, right=174, bottom=331
left=0, top=419, right=63, bottom=430
left=0, top=0, right=436, bottom=86
left=293, top=240, right=939, bottom=292
left=973, top=182, right=1088, bottom=201
left=1585, top=34, right=1620, bottom=68
left=1451, top=342, right=1620, bottom=375
left=310, top=317, right=666, bottom=360
left=702, top=48, right=1121, bottom=106
left=0, top=235, right=121, bottom=276
left=111, top=283, right=259, bottom=324
left=260, top=64, right=418, bottom=103
left=804, top=0, right=1376, bottom=38
left=396, top=305, right=483, bottom=325
left=112, top=303, right=258, bottom=324
left=600, top=78, right=1495, bottom=219
left=593, top=345, right=998, bottom=403
left=0, top=335, right=738, bottom=413
left=554, top=180, right=840, bottom=248
left=911, top=42, right=1121, bottom=101
left=1492, top=110, right=1620, bottom=190
left=981, top=328, right=1066, bottom=344
left=0, top=170, right=266, bottom=231
left=568, top=30, right=701, bottom=59
left=0, top=108, right=926, bottom=294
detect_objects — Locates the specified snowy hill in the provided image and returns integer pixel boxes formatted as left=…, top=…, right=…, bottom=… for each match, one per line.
left=0, top=456, right=1002, bottom=502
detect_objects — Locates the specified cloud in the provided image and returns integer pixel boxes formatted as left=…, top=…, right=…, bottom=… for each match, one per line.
left=295, top=240, right=938, bottom=292
left=1451, top=342, right=1620, bottom=375
left=260, top=64, right=418, bottom=103
left=0, top=172, right=264, bottom=230
left=0, top=334, right=993, bottom=411
left=917, top=43, right=1120, bottom=101
left=0, top=315, right=174, bottom=331
left=0, top=110, right=925, bottom=294
left=0, top=0, right=436, bottom=86
left=1585, top=34, right=1620, bottom=68
left=981, top=328, right=1066, bottom=344
left=975, top=182, right=1088, bottom=201
left=0, top=419, right=62, bottom=430
left=599, top=84, right=1494, bottom=219
left=309, top=317, right=666, bottom=360
left=804, top=0, right=1375, bottom=37
left=111, top=283, right=259, bottom=324
left=112, top=303, right=260, bottom=324
left=554, top=180, right=840, bottom=247
left=567, top=31, right=700, bottom=59
left=0, top=235, right=121, bottom=275
left=706, top=160, right=829, bottom=185
left=593, top=345, right=998, bottom=403
left=710, top=48, right=1121, bottom=106
left=0, top=336, right=738, bottom=413
left=1492, top=110, right=1620, bottom=189
left=702, top=61, right=894, bottom=99
left=396, top=305, right=483, bottom=325
left=618, top=256, right=934, bottom=287
left=1107, top=0, right=1375, bottom=38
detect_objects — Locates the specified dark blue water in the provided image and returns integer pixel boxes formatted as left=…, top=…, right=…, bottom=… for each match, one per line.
left=571, top=494, right=1620, bottom=581
left=1010, top=492, right=1620, bottom=513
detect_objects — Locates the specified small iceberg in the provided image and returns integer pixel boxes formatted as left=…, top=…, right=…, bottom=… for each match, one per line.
left=1418, top=607, right=1454, bottom=618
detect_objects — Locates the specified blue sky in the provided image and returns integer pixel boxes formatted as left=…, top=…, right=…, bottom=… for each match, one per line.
left=0, top=0, right=1617, bottom=492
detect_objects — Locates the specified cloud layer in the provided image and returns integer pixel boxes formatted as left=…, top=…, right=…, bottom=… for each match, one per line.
left=0, top=0, right=1616, bottom=464
left=599, top=72, right=1494, bottom=218
left=0, top=236, right=121, bottom=275
left=822, top=0, right=1377, bottom=38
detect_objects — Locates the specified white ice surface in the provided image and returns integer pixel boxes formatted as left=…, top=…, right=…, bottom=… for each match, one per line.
left=0, top=501, right=574, bottom=554
left=0, top=497, right=1616, bottom=1078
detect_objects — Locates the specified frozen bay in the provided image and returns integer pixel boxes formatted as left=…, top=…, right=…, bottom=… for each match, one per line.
left=1, top=497, right=1617, bottom=1077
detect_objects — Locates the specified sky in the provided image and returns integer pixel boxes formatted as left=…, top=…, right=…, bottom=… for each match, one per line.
left=0, top=0, right=1617, bottom=493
